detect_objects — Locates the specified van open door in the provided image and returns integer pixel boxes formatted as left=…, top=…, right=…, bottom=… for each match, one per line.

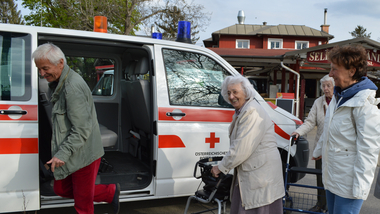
left=0, top=31, right=40, bottom=213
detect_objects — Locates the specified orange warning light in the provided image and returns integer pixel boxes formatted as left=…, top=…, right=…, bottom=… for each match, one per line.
left=94, top=16, right=107, bottom=33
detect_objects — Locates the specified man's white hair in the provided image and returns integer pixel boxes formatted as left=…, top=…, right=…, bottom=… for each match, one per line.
left=32, top=43, right=67, bottom=65
left=320, top=74, right=335, bottom=88
left=221, top=75, right=256, bottom=104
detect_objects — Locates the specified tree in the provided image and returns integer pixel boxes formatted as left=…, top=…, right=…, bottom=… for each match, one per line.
left=151, top=0, right=211, bottom=43
left=0, top=0, right=24, bottom=24
left=119, top=0, right=166, bottom=35
left=21, top=0, right=170, bottom=35
left=349, top=25, right=371, bottom=38
left=22, top=0, right=142, bottom=35
left=21, top=0, right=210, bottom=40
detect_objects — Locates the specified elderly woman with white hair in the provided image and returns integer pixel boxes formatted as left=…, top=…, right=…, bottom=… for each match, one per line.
left=211, top=75, right=284, bottom=214
left=291, top=74, right=334, bottom=212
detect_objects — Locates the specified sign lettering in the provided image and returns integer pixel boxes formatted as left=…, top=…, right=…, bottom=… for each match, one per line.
left=307, top=49, right=331, bottom=63
left=307, top=48, right=380, bottom=67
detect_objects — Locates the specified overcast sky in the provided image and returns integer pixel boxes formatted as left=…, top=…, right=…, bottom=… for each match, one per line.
left=191, top=0, right=380, bottom=46
left=16, top=0, right=380, bottom=46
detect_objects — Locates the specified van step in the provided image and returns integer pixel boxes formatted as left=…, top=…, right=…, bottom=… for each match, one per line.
left=97, top=172, right=151, bottom=191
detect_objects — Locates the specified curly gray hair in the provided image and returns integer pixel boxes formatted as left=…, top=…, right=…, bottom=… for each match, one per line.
left=320, top=74, right=335, bottom=88
left=221, top=75, right=256, bottom=104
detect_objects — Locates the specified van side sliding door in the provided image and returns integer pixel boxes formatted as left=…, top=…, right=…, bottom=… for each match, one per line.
left=0, top=31, right=40, bottom=213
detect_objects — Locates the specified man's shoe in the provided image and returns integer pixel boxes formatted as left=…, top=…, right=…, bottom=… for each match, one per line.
left=112, top=183, right=120, bottom=214
left=308, top=204, right=322, bottom=212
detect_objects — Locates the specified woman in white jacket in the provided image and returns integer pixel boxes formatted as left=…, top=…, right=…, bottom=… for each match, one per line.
left=211, top=75, right=284, bottom=214
left=291, top=74, right=334, bottom=212
left=313, top=44, right=380, bottom=214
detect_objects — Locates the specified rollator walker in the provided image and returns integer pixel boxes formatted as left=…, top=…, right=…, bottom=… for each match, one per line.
left=184, top=156, right=233, bottom=214
left=283, top=136, right=326, bottom=214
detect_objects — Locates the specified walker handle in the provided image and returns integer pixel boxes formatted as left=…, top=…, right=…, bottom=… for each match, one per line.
left=193, top=156, right=224, bottom=179
left=291, top=135, right=298, bottom=146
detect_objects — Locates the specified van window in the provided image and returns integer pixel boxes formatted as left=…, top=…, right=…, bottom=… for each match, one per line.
left=92, top=71, right=114, bottom=96
left=163, top=49, right=230, bottom=107
left=0, top=32, right=31, bottom=101
left=66, top=56, right=115, bottom=95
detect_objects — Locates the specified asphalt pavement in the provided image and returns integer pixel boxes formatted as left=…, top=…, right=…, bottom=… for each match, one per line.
left=12, top=127, right=380, bottom=213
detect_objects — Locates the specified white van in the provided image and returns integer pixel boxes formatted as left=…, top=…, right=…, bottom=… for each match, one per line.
left=0, top=24, right=309, bottom=213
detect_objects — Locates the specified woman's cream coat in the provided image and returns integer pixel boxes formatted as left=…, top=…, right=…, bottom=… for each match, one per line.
left=313, top=89, right=380, bottom=200
left=218, top=98, right=284, bottom=209
left=294, top=95, right=328, bottom=151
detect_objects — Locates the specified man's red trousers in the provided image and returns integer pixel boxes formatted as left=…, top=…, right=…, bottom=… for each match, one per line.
left=54, top=158, right=116, bottom=214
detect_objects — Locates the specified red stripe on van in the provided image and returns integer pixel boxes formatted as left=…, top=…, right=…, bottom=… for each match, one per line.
left=274, top=123, right=290, bottom=140
left=0, top=138, right=38, bottom=154
left=0, top=105, right=38, bottom=121
left=159, top=107, right=234, bottom=122
left=293, top=119, right=303, bottom=125
left=158, top=135, right=186, bottom=148
left=267, top=101, right=277, bottom=109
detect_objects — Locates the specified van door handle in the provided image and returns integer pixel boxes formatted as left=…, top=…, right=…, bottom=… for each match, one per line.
left=0, top=110, right=27, bottom=115
left=166, top=112, right=186, bottom=117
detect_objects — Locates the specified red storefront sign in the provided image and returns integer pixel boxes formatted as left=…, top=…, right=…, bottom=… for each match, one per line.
left=307, top=49, right=380, bottom=67
left=307, top=48, right=330, bottom=64
left=366, top=51, right=380, bottom=67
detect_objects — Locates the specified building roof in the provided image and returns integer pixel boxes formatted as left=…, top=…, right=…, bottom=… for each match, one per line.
left=211, top=24, right=334, bottom=39
left=208, top=48, right=293, bottom=57
left=207, top=48, right=297, bottom=75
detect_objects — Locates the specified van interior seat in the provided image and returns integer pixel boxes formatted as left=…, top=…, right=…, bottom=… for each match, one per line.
left=124, top=60, right=137, bottom=80
left=38, top=78, right=118, bottom=148
left=99, top=124, right=118, bottom=147
left=126, top=57, right=150, bottom=134
left=123, top=57, right=150, bottom=160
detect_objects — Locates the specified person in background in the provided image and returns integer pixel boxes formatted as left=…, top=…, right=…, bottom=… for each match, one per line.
left=211, top=75, right=284, bottom=214
left=313, top=44, right=380, bottom=214
left=291, top=74, right=334, bottom=212
left=375, top=168, right=380, bottom=200
left=33, top=43, right=120, bottom=214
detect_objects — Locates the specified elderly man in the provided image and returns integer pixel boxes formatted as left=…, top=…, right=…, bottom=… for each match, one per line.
left=33, top=43, right=120, bottom=214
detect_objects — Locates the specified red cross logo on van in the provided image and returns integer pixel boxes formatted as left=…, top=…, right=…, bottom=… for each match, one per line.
left=206, top=132, right=220, bottom=148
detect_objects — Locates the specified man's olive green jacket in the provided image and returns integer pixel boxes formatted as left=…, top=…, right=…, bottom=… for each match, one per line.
left=49, top=65, right=104, bottom=180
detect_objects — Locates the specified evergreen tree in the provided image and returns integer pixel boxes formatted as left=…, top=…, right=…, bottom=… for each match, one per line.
left=0, top=0, right=24, bottom=24
left=349, top=25, right=371, bottom=38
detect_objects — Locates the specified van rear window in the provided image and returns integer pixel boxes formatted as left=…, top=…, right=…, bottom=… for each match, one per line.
left=65, top=56, right=115, bottom=96
left=0, top=32, right=31, bottom=101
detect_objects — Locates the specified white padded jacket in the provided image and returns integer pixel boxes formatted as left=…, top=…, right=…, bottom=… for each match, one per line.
left=313, top=89, right=380, bottom=200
